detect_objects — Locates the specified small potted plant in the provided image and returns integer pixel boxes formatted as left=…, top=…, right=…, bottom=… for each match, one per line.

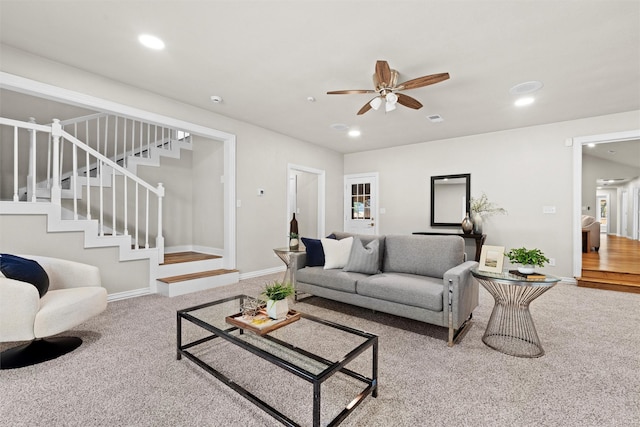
left=505, top=247, right=549, bottom=274
left=289, top=232, right=299, bottom=250
left=261, top=281, right=294, bottom=319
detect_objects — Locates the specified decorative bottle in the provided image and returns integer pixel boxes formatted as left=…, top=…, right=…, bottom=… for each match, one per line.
left=289, top=213, right=299, bottom=250
left=461, top=212, right=473, bottom=234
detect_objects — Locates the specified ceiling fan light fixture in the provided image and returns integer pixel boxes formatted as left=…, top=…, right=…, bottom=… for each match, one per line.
left=385, top=101, right=397, bottom=112
left=386, top=92, right=398, bottom=105
left=370, top=97, right=383, bottom=110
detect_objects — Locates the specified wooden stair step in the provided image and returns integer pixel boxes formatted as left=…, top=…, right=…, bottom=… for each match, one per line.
left=157, top=269, right=238, bottom=284
left=161, top=251, right=221, bottom=265
left=579, top=270, right=640, bottom=285
left=577, top=278, right=640, bottom=294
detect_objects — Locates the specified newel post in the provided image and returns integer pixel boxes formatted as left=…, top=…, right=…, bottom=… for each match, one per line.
left=156, top=182, right=165, bottom=264
left=50, top=119, right=62, bottom=205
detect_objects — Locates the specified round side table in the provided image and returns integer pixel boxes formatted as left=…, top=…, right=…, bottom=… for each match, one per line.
left=273, top=247, right=305, bottom=285
left=471, top=269, right=560, bottom=358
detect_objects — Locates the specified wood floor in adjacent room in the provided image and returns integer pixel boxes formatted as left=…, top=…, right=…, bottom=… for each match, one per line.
left=579, top=234, right=640, bottom=293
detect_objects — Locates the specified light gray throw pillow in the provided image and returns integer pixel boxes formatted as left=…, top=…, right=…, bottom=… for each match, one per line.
left=343, top=237, right=381, bottom=275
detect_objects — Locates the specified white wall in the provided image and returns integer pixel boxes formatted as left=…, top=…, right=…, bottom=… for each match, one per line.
left=0, top=214, right=149, bottom=295
left=345, top=111, right=640, bottom=278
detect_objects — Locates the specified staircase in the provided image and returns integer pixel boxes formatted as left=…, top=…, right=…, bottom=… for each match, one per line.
left=0, top=113, right=237, bottom=297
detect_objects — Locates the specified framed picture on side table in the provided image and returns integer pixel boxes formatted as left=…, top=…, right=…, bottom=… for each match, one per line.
left=478, top=245, right=505, bottom=273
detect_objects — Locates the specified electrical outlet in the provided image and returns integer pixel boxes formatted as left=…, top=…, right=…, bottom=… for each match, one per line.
left=548, top=258, right=556, bottom=266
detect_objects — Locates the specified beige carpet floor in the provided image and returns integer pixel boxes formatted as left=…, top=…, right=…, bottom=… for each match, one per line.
left=1, top=273, right=639, bottom=426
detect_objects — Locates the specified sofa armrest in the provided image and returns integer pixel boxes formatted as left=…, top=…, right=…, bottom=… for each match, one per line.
left=290, top=252, right=307, bottom=272
left=0, top=277, right=40, bottom=341
left=443, top=260, right=479, bottom=329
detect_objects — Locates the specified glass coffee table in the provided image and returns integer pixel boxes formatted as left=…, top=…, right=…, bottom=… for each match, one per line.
left=177, top=295, right=378, bottom=427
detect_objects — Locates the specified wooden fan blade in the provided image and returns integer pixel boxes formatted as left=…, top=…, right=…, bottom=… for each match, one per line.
left=397, top=93, right=423, bottom=110
left=327, top=89, right=376, bottom=95
left=357, top=101, right=373, bottom=115
left=396, top=72, right=450, bottom=91
left=375, top=60, right=392, bottom=87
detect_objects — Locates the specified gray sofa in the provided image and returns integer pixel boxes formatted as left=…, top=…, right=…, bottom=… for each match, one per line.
left=292, top=232, right=479, bottom=346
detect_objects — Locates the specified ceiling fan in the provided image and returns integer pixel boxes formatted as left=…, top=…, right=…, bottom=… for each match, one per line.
left=327, top=60, right=450, bottom=115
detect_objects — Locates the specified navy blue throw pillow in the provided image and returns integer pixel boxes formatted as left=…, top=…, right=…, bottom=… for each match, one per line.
left=0, top=254, right=49, bottom=297
left=301, top=237, right=326, bottom=267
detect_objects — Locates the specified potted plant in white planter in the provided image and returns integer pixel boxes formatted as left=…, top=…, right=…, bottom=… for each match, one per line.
left=262, top=281, right=294, bottom=320
left=505, top=247, right=549, bottom=274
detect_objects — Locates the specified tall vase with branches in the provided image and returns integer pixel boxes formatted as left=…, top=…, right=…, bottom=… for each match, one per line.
left=470, top=192, right=507, bottom=234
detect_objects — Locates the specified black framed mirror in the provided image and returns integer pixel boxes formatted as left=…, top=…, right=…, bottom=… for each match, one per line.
left=430, top=173, right=471, bottom=226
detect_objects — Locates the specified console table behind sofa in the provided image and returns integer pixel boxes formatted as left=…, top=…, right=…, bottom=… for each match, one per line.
left=413, top=232, right=486, bottom=261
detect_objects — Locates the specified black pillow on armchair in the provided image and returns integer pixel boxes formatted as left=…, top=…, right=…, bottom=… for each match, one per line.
left=0, top=254, right=50, bottom=297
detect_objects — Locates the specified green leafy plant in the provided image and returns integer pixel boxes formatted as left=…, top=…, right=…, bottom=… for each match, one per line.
left=289, top=232, right=299, bottom=239
left=505, top=247, right=549, bottom=267
left=470, top=192, right=507, bottom=218
left=262, top=281, right=294, bottom=301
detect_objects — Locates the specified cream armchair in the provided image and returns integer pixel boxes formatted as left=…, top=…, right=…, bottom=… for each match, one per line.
left=581, top=215, right=601, bottom=252
left=0, top=255, right=107, bottom=369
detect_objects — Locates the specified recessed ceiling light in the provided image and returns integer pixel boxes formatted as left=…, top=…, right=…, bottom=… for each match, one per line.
left=348, top=129, right=361, bottom=138
left=587, top=143, right=596, bottom=148
left=210, top=95, right=223, bottom=104
left=509, top=81, right=543, bottom=95
left=514, top=97, right=535, bottom=107
left=138, top=34, right=165, bottom=50
left=307, top=96, right=316, bottom=102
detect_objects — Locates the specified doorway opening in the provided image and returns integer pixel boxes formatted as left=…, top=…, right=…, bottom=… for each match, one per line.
left=573, top=130, right=640, bottom=277
left=287, top=164, right=325, bottom=240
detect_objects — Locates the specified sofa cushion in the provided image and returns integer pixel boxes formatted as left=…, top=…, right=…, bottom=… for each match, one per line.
left=322, top=237, right=353, bottom=269
left=356, top=273, right=443, bottom=311
left=0, top=253, right=50, bottom=298
left=301, top=237, right=325, bottom=267
left=382, top=235, right=464, bottom=278
left=343, top=237, right=381, bottom=275
left=296, top=267, right=365, bottom=293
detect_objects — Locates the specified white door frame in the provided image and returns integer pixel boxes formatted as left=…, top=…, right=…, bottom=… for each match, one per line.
left=344, top=172, right=379, bottom=235
left=634, top=188, right=640, bottom=241
left=621, top=190, right=629, bottom=238
left=286, top=163, right=325, bottom=241
left=572, top=129, right=640, bottom=277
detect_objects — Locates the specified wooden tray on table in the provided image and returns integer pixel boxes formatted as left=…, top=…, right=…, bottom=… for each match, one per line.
left=225, top=309, right=301, bottom=335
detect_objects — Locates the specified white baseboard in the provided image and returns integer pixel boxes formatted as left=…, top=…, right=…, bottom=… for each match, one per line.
left=107, top=287, right=152, bottom=302
left=239, top=266, right=285, bottom=281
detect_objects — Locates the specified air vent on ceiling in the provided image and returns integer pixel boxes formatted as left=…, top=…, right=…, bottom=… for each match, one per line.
left=427, top=114, right=444, bottom=123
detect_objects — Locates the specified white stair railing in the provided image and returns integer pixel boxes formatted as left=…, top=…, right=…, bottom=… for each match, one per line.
left=1, top=116, right=165, bottom=262
left=58, top=112, right=191, bottom=175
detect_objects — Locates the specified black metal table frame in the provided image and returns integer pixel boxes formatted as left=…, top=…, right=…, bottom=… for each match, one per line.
left=177, top=295, right=378, bottom=427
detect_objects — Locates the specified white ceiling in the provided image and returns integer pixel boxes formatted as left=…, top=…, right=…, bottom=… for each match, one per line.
left=1, top=1, right=639, bottom=154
